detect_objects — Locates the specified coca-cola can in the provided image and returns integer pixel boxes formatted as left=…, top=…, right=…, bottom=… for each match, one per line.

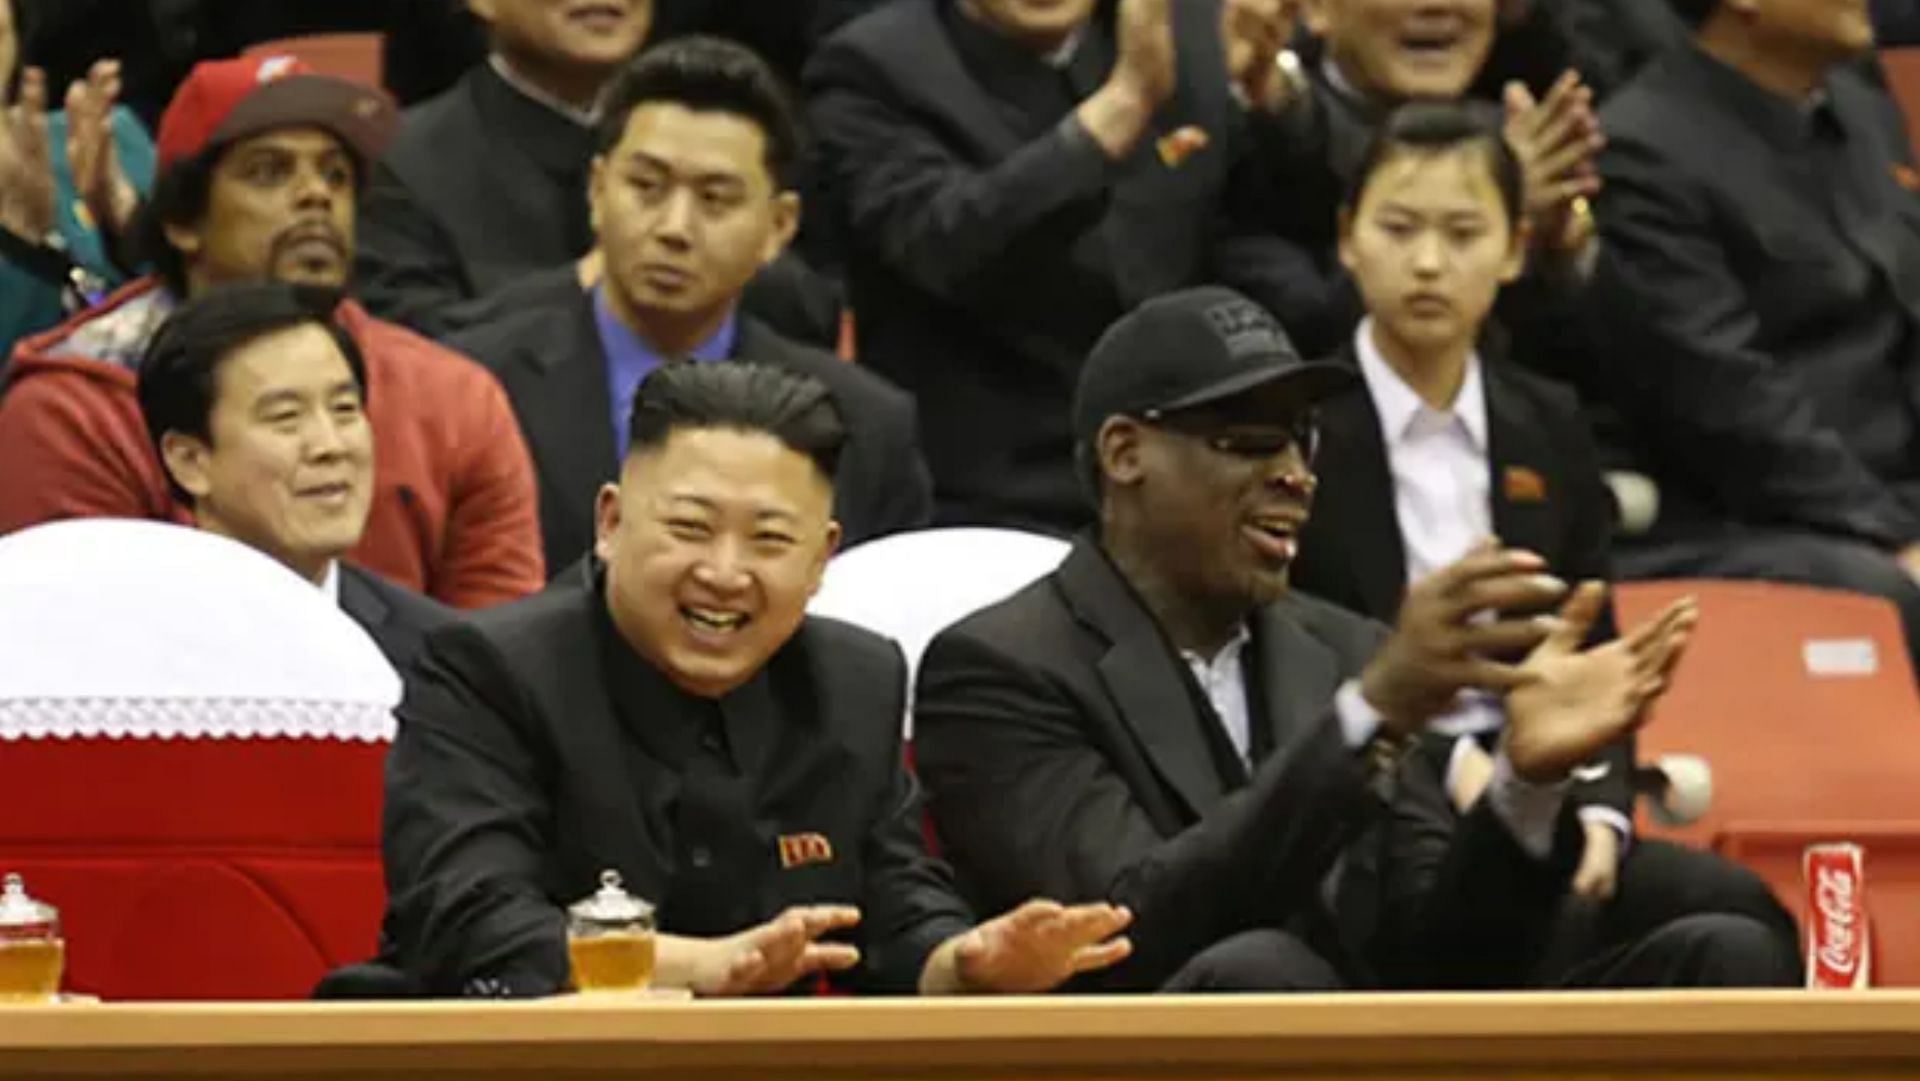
left=1804, top=843, right=1870, bottom=990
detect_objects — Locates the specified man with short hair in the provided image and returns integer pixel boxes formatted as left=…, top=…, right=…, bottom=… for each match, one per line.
left=138, top=282, right=451, bottom=668
left=450, top=37, right=932, bottom=572
left=382, top=360, right=1132, bottom=998
left=912, top=286, right=1788, bottom=991
left=1588, top=0, right=1920, bottom=671
left=0, top=55, right=544, bottom=609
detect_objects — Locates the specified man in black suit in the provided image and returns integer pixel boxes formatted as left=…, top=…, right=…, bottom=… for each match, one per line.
left=447, top=39, right=932, bottom=575
left=805, top=0, right=1322, bottom=532
left=136, top=283, right=452, bottom=671
left=1289, top=103, right=1797, bottom=986
left=1588, top=0, right=1920, bottom=672
left=382, top=360, right=1133, bottom=997
left=912, top=285, right=1750, bottom=992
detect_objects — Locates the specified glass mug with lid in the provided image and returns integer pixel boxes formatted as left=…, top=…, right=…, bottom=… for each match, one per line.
left=566, top=870, right=656, bottom=992
left=0, top=873, right=64, bottom=1001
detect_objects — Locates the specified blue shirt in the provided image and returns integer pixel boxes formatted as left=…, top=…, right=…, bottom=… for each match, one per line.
left=592, top=287, right=738, bottom=459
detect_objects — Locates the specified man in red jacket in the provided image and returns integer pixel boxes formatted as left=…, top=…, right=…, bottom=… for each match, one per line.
left=0, top=55, right=543, bottom=608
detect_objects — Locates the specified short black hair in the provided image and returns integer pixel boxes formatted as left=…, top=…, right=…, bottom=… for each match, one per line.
left=1666, top=0, right=1719, bottom=28
left=1344, top=101, right=1526, bottom=229
left=138, top=282, right=368, bottom=503
left=594, top=36, right=799, bottom=186
left=627, top=362, right=845, bottom=483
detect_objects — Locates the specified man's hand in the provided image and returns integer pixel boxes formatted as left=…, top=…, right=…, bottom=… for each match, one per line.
left=668, top=905, right=863, bottom=996
left=1571, top=819, right=1622, bottom=901
left=922, top=900, right=1133, bottom=995
left=1079, top=0, right=1182, bottom=159
left=1359, top=539, right=1569, bottom=734
left=0, top=59, right=55, bottom=244
left=66, top=59, right=139, bottom=238
left=1222, top=0, right=1300, bottom=113
left=1503, top=70, right=1603, bottom=255
left=1504, top=582, right=1696, bottom=783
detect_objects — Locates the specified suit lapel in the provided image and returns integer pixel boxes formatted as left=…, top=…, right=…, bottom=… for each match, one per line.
left=1248, top=600, right=1345, bottom=758
left=1056, top=540, right=1225, bottom=817
left=1312, top=352, right=1409, bottom=622
left=514, top=288, right=619, bottom=544
left=1483, top=364, right=1556, bottom=556
left=335, top=564, right=391, bottom=631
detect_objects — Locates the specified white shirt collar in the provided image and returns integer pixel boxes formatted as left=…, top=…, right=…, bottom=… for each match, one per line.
left=1042, top=25, right=1086, bottom=69
left=1352, top=319, right=1488, bottom=452
left=1179, top=622, right=1252, bottom=670
left=319, top=560, right=341, bottom=605
left=488, top=53, right=602, bottom=127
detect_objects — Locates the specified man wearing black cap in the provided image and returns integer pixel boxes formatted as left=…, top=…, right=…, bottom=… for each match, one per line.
left=913, top=286, right=1720, bottom=991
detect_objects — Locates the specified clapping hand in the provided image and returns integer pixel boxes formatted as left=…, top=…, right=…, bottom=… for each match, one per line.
left=941, top=900, right=1133, bottom=994
left=1503, top=70, right=1604, bottom=255
left=0, top=0, right=54, bottom=243
left=66, top=59, right=139, bottom=238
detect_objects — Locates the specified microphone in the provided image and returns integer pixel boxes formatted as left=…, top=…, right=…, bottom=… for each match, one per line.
left=1635, top=754, right=1713, bottom=827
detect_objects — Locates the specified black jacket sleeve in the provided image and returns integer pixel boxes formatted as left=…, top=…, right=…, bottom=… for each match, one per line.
left=353, top=158, right=478, bottom=338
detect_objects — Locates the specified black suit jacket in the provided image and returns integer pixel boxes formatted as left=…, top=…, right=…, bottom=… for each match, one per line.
left=444, top=268, right=934, bottom=573
left=805, top=0, right=1293, bottom=531
left=913, top=538, right=1579, bottom=990
left=1289, top=346, right=1634, bottom=819
left=1591, top=45, right=1920, bottom=548
left=338, top=562, right=456, bottom=672
left=382, top=561, right=972, bottom=996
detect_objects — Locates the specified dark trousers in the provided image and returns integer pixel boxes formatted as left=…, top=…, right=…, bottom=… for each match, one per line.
left=1161, top=930, right=1349, bottom=992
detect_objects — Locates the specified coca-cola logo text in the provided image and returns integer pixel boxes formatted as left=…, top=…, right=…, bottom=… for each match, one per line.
left=1815, top=866, right=1861, bottom=977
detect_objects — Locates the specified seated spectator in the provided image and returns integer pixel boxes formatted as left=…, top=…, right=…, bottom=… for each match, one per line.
left=137, top=282, right=452, bottom=668
left=0, top=56, right=544, bottom=608
left=381, top=360, right=1133, bottom=997
left=2, top=0, right=153, bottom=358
left=1587, top=0, right=1920, bottom=669
left=806, top=0, right=1317, bottom=532
left=356, top=0, right=837, bottom=345
left=1289, top=104, right=1796, bottom=985
left=910, top=286, right=1777, bottom=991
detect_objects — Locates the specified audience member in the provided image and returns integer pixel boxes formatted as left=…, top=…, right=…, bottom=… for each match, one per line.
left=381, top=361, right=1133, bottom=997
left=137, top=282, right=453, bottom=668
left=2, top=0, right=153, bottom=358
left=356, top=0, right=838, bottom=346
left=1588, top=0, right=1920, bottom=669
left=910, top=286, right=1774, bottom=991
left=806, top=0, right=1318, bottom=532
left=449, top=39, right=931, bottom=572
left=1289, top=104, right=1796, bottom=984
left=0, top=56, right=544, bottom=608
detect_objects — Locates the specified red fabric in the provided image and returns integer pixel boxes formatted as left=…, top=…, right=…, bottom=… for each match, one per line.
left=0, top=279, right=545, bottom=608
left=0, top=739, right=388, bottom=1000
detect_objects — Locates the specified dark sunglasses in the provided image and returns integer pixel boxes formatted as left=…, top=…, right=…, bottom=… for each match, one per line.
left=1139, top=407, right=1321, bottom=463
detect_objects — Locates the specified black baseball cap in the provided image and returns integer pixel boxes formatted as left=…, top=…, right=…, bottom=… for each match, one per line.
left=1071, top=287, right=1358, bottom=443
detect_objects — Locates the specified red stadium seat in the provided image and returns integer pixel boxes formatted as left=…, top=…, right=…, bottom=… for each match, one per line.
left=1881, top=48, right=1920, bottom=162
left=1617, top=579, right=1920, bottom=984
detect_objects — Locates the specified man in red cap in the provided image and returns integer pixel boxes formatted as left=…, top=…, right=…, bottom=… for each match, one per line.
left=0, top=56, right=545, bottom=609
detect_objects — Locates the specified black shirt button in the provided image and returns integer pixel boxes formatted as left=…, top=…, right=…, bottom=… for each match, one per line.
left=690, top=846, right=713, bottom=869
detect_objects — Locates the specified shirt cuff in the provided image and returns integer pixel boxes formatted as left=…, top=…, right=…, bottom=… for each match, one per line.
left=1486, top=752, right=1571, bottom=860
left=1577, top=805, right=1635, bottom=855
left=1332, top=680, right=1383, bottom=751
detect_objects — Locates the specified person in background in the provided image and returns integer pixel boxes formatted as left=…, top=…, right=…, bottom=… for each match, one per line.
left=0, top=0, right=154, bottom=359
left=0, top=55, right=544, bottom=609
left=139, top=282, right=453, bottom=668
left=382, top=361, right=1133, bottom=998
left=449, top=38, right=931, bottom=573
left=1289, top=103, right=1797, bottom=987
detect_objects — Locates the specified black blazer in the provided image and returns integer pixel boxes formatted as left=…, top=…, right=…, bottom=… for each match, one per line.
left=382, top=562, right=972, bottom=996
left=1590, top=45, right=1920, bottom=548
left=1289, top=346, right=1634, bottom=819
left=913, top=538, right=1579, bottom=990
left=444, top=268, right=934, bottom=574
left=337, top=562, right=456, bottom=672
left=805, top=0, right=1285, bottom=531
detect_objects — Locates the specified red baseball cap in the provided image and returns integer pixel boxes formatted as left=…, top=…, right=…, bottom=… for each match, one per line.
left=155, top=55, right=398, bottom=172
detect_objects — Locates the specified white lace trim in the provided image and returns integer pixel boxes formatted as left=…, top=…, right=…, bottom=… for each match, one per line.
left=0, top=698, right=396, bottom=743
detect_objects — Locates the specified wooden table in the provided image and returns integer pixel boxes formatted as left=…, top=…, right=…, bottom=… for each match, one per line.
left=5, top=992, right=1920, bottom=1081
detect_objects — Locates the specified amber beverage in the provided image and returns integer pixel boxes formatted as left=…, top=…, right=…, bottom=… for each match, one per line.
left=569, top=930, right=656, bottom=991
left=0, top=938, right=63, bottom=1001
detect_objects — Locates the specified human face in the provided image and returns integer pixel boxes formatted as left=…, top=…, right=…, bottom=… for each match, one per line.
left=167, top=127, right=356, bottom=292
left=1338, top=146, right=1523, bottom=366
left=161, top=323, right=373, bottom=584
left=591, top=103, right=796, bottom=343
left=594, top=426, right=840, bottom=700
left=1745, top=0, right=1874, bottom=65
left=957, top=0, right=1101, bottom=52
left=469, top=0, right=652, bottom=81
left=1102, top=402, right=1320, bottom=611
left=1306, top=0, right=1493, bottom=102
